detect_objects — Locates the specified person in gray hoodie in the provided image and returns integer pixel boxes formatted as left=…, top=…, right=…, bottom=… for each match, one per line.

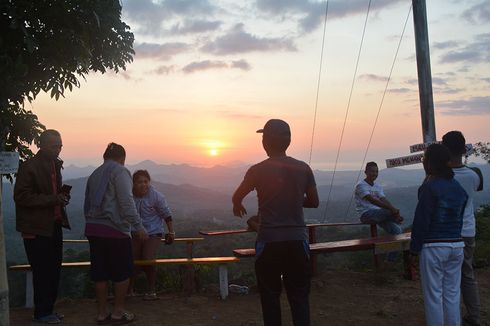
left=84, top=143, right=147, bottom=324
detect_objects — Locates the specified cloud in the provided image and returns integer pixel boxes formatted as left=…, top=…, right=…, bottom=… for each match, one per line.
left=462, top=1, right=490, bottom=24
left=388, top=87, right=412, bottom=94
left=438, top=96, right=490, bottom=115
left=182, top=59, right=252, bottom=73
left=170, top=20, right=222, bottom=35
left=201, top=24, right=296, bottom=55
left=152, top=65, right=176, bottom=75
left=359, top=74, right=388, bottom=82
left=439, top=33, right=490, bottom=64
left=432, top=41, right=459, bottom=50
left=134, top=42, right=190, bottom=60
left=122, top=0, right=217, bottom=35
left=255, top=0, right=406, bottom=33
left=482, top=77, right=490, bottom=83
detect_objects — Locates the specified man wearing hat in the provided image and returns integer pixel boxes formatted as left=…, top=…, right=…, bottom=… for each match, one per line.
left=232, top=119, right=319, bottom=326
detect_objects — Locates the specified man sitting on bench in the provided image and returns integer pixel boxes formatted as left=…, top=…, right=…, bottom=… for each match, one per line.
left=355, top=161, right=403, bottom=236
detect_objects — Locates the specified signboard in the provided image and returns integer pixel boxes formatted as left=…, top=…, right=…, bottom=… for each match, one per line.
left=0, top=152, right=20, bottom=174
left=386, top=153, right=424, bottom=168
left=409, top=141, right=440, bottom=153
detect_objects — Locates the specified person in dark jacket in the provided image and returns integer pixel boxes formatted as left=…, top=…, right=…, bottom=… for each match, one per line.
left=14, top=129, right=71, bottom=324
left=410, top=143, right=467, bottom=326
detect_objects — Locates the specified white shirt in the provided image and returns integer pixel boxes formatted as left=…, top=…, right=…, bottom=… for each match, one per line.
left=355, top=180, right=385, bottom=216
left=453, top=166, right=481, bottom=237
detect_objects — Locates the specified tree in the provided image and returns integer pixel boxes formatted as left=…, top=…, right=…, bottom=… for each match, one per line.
left=0, top=1, right=135, bottom=324
left=471, top=142, right=490, bottom=163
left=0, top=0, right=135, bottom=161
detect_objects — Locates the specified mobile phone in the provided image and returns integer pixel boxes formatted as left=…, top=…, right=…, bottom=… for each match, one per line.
left=61, top=184, right=72, bottom=194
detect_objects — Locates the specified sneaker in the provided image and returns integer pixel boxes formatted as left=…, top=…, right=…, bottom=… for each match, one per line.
left=33, top=314, right=61, bottom=324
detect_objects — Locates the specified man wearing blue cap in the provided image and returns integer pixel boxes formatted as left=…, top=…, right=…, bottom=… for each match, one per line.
left=232, top=119, right=319, bottom=326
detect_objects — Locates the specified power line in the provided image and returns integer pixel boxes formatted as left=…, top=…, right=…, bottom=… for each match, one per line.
left=344, top=3, right=413, bottom=218
left=309, top=0, right=330, bottom=165
left=321, top=0, right=372, bottom=223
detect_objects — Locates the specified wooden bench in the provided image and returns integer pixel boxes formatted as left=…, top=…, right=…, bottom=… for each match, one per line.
left=200, top=222, right=378, bottom=273
left=63, top=237, right=204, bottom=258
left=9, top=256, right=239, bottom=307
left=233, top=232, right=415, bottom=279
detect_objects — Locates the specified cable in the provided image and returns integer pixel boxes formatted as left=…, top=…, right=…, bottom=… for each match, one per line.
left=309, top=0, right=330, bottom=165
left=344, top=4, right=413, bottom=218
left=321, top=0, right=372, bottom=223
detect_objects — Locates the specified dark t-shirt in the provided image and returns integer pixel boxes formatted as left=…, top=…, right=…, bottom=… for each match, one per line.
left=242, top=156, right=316, bottom=242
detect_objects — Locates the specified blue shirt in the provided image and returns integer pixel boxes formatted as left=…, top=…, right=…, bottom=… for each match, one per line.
left=133, top=186, right=172, bottom=235
left=410, top=176, right=467, bottom=254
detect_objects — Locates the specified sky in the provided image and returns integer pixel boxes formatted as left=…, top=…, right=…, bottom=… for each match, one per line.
left=30, top=0, right=490, bottom=170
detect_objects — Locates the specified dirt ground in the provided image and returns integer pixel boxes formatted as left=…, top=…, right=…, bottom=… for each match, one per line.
left=9, top=267, right=490, bottom=326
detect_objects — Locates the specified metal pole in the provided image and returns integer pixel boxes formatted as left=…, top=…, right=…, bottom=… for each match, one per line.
left=412, top=0, right=436, bottom=143
left=0, top=123, right=10, bottom=325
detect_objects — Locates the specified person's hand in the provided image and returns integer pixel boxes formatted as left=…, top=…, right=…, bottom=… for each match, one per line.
left=165, top=232, right=175, bottom=244
left=56, top=193, right=69, bottom=206
left=233, top=204, right=247, bottom=218
left=135, top=229, right=148, bottom=240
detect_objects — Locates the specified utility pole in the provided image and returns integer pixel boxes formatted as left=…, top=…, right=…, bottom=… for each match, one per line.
left=0, top=124, right=10, bottom=326
left=412, top=0, right=436, bottom=143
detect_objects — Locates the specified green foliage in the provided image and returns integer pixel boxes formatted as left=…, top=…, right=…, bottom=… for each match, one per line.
left=475, top=204, right=490, bottom=266
left=0, top=0, right=134, bottom=166
left=471, top=142, right=490, bottom=163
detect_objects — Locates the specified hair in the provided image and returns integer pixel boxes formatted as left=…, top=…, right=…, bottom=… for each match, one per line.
left=442, top=130, right=466, bottom=156
left=365, top=161, right=378, bottom=170
left=424, top=144, right=454, bottom=179
left=39, top=129, right=61, bottom=147
left=133, top=169, right=151, bottom=184
left=103, top=142, right=126, bottom=160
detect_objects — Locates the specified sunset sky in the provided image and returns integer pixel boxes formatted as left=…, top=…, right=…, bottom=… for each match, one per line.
left=30, top=0, right=489, bottom=170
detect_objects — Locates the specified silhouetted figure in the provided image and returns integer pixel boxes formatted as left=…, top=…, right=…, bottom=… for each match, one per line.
left=84, top=143, right=148, bottom=324
left=14, top=129, right=70, bottom=324
left=232, top=119, right=319, bottom=326
left=443, top=131, right=483, bottom=326
left=355, top=161, right=403, bottom=235
left=410, top=144, right=467, bottom=326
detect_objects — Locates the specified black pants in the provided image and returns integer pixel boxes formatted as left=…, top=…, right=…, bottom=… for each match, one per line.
left=255, top=240, right=311, bottom=326
left=23, top=222, right=63, bottom=318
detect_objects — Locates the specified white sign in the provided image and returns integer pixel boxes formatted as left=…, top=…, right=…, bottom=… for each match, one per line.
left=409, top=141, right=440, bottom=153
left=386, top=153, right=424, bottom=168
left=0, top=152, right=20, bottom=174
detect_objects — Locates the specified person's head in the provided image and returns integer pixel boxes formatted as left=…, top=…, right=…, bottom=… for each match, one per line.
left=423, top=143, right=454, bottom=178
left=39, top=129, right=62, bottom=159
left=133, top=169, right=151, bottom=197
left=364, top=161, right=379, bottom=182
left=257, top=119, right=291, bottom=156
left=103, top=142, right=126, bottom=165
left=442, top=131, right=466, bottom=157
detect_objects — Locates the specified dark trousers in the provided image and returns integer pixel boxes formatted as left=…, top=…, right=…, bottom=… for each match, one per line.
left=255, top=240, right=311, bottom=326
left=23, top=222, right=63, bottom=318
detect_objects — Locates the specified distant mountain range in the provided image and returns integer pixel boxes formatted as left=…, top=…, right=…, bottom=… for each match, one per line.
left=3, top=161, right=489, bottom=262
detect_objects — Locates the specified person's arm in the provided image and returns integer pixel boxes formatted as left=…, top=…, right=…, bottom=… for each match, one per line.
left=232, top=181, right=254, bottom=218
left=410, top=183, right=434, bottom=254
left=364, top=194, right=399, bottom=215
left=303, top=185, right=319, bottom=208
left=14, top=163, right=64, bottom=207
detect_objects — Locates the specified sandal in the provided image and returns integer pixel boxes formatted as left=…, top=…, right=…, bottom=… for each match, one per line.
left=96, top=313, right=112, bottom=325
left=111, top=312, right=135, bottom=325
left=143, top=292, right=159, bottom=301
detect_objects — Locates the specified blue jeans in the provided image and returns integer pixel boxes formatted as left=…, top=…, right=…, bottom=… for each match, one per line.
left=420, top=245, right=464, bottom=326
left=360, top=208, right=402, bottom=235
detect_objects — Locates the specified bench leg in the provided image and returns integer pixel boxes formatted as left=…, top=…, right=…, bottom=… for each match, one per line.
left=218, top=264, right=228, bottom=300
left=25, top=271, right=33, bottom=308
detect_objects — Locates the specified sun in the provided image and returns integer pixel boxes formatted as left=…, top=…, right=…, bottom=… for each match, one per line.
left=209, top=148, right=219, bottom=156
